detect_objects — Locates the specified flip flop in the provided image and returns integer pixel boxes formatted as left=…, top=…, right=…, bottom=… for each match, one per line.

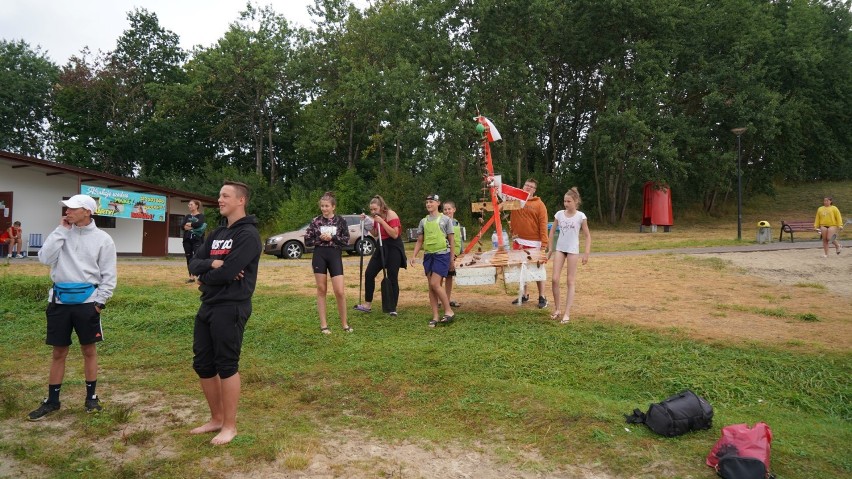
left=439, top=314, right=455, bottom=324
left=321, top=327, right=331, bottom=335
left=428, top=319, right=438, bottom=328
left=550, top=311, right=562, bottom=320
left=560, top=316, right=571, bottom=324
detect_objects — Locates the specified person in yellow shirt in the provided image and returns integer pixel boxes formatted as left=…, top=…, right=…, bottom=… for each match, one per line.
left=814, top=196, right=843, bottom=257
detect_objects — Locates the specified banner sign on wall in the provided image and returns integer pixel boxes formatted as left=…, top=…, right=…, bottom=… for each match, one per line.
left=81, top=184, right=167, bottom=222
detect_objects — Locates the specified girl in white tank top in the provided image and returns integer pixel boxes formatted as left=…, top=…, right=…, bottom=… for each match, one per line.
left=546, top=188, right=591, bottom=324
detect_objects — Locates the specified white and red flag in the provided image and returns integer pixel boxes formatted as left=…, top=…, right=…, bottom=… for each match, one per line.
left=475, top=116, right=502, bottom=142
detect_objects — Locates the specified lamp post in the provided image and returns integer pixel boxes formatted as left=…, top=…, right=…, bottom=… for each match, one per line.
left=731, top=127, right=747, bottom=240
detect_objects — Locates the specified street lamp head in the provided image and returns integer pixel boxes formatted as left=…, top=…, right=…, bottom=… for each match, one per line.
left=731, top=127, right=747, bottom=136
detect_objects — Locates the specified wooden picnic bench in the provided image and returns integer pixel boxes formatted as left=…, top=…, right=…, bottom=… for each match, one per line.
left=779, top=220, right=816, bottom=243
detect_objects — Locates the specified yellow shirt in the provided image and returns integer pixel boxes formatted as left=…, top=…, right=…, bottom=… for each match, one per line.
left=814, top=205, right=843, bottom=228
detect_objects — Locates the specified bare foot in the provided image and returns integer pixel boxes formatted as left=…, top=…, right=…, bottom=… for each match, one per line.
left=189, top=420, right=222, bottom=435
left=210, top=427, right=237, bottom=445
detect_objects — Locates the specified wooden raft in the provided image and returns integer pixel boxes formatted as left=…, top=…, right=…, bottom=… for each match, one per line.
left=454, top=249, right=548, bottom=286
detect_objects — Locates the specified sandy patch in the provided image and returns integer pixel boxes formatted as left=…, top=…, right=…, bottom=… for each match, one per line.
left=226, top=430, right=617, bottom=479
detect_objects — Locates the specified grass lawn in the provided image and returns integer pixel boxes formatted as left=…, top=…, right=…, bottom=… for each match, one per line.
left=0, top=181, right=849, bottom=478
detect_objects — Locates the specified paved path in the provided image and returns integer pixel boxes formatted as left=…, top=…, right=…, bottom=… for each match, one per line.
left=594, top=240, right=824, bottom=257
left=6, top=240, right=827, bottom=266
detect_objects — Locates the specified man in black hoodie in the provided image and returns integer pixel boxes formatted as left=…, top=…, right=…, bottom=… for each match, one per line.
left=188, top=181, right=261, bottom=445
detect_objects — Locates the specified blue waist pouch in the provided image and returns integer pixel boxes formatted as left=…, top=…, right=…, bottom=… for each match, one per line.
left=52, top=282, right=97, bottom=304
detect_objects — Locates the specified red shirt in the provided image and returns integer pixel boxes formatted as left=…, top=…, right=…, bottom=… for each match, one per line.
left=376, top=217, right=401, bottom=240
left=2, top=227, right=21, bottom=241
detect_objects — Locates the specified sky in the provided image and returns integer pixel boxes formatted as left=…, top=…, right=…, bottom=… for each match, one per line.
left=1, top=0, right=368, bottom=65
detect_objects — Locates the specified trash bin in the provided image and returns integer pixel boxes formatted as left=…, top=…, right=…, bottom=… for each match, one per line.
left=756, top=221, right=771, bottom=244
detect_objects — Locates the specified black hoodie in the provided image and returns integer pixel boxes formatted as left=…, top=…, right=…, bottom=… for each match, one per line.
left=189, top=215, right=261, bottom=305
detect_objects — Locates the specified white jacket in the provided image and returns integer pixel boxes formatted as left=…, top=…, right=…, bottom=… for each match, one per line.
left=38, top=220, right=117, bottom=305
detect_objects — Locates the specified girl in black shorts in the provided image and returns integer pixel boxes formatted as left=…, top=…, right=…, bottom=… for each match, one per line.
left=305, top=192, right=352, bottom=334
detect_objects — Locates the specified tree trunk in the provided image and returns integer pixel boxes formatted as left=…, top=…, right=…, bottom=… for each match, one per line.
left=376, top=123, right=384, bottom=170
left=347, top=114, right=355, bottom=169
left=255, top=111, right=264, bottom=176
left=592, top=141, right=604, bottom=223
left=268, top=125, right=275, bottom=186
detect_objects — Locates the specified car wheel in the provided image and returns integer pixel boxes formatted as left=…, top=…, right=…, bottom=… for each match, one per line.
left=282, top=240, right=304, bottom=259
left=355, top=237, right=376, bottom=256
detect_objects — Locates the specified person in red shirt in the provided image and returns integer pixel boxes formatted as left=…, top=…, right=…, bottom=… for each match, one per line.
left=1, top=221, right=23, bottom=258
left=352, top=195, right=407, bottom=316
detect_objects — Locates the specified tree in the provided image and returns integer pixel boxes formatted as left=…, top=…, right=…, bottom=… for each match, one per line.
left=0, top=40, right=59, bottom=156
left=52, top=8, right=187, bottom=177
left=178, top=3, right=298, bottom=184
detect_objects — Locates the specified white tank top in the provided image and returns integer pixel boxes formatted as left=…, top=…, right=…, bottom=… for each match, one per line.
left=554, top=210, right=586, bottom=254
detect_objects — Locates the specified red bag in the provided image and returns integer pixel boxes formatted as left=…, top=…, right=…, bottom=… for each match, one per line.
left=706, top=423, right=773, bottom=478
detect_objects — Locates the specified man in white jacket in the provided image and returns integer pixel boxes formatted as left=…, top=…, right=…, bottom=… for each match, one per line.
left=28, top=194, right=117, bottom=421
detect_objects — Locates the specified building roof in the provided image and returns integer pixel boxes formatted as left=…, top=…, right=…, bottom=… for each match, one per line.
left=0, top=150, right=218, bottom=206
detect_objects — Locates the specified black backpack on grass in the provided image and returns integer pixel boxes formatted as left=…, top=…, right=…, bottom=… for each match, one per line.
left=625, top=389, right=714, bottom=437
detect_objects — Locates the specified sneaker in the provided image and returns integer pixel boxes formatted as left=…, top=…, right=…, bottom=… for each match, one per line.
left=511, top=294, right=529, bottom=305
left=27, top=399, right=60, bottom=421
left=353, top=304, right=372, bottom=313
left=5, top=254, right=10, bottom=258
left=389, top=311, right=398, bottom=317
left=537, top=296, right=548, bottom=309
left=85, top=395, right=102, bottom=413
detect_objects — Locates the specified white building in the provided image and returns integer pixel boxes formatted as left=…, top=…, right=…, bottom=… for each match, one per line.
left=0, top=150, right=217, bottom=256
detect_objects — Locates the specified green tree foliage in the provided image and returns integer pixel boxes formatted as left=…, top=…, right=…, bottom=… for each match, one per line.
left=8, top=0, right=852, bottom=228
left=52, top=9, right=187, bottom=177
left=157, top=163, right=284, bottom=226
left=270, top=184, right=326, bottom=233
left=176, top=4, right=298, bottom=183
left=0, top=40, right=59, bottom=156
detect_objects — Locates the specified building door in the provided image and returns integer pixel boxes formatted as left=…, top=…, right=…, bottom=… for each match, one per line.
left=142, top=220, right=167, bottom=256
left=0, top=192, right=12, bottom=233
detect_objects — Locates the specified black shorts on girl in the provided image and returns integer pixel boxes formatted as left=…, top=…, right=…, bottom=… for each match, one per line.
left=312, top=246, right=344, bottom=277
left=45, top=302, right=104, bottom=346
left=192, top=302, right=251, bottom=380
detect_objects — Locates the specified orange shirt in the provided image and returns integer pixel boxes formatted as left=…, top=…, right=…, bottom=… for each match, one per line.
left=509, top=197, right=549, bottom=247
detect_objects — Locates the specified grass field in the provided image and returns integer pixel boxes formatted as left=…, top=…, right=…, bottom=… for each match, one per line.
left=0, top=181, right=849, bottom=478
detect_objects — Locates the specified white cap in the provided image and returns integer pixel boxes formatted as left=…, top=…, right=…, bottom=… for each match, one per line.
left=60, top=194, right=97, bottom=214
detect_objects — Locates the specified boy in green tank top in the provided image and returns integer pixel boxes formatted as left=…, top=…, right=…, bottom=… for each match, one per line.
left=442, top=200, right=463, bottom=308
left=410, top=194, right=456, bottom=327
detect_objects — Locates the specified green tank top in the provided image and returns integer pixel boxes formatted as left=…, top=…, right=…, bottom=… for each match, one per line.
left=424, top=214, right=448, bottom=254
left=452, top=220, right=462, bottom=255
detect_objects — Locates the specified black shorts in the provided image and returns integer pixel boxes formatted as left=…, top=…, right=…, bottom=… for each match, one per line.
left=312, top=247, right=344, bottom=277
left=45, top=302, right=103, bottom=346
left=193, top=303, right=251, bottom=380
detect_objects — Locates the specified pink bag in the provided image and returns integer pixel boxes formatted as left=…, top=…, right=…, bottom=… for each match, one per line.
left=706, top=422, right=773, bottom=478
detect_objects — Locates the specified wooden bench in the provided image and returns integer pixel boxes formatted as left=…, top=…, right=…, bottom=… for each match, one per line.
left=779, top=220, right=816, bottom=243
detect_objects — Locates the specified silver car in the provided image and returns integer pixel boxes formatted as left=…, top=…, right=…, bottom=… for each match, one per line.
left=264, top=214, right=376, bottom=259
